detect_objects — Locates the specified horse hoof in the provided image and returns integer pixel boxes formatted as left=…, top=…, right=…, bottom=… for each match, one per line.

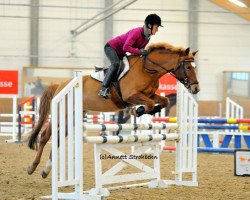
left=27, top=166, right=34, bottom=175
left=41, top=171, right=48, bottom=179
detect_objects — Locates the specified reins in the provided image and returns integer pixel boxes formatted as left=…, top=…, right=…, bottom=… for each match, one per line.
left=142, top=55, right=171, bottom=74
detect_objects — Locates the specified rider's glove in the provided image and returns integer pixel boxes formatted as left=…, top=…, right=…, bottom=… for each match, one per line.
left=140, top=49, right=148, bottom=56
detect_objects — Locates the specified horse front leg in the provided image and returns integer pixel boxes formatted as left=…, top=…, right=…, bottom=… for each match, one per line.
left=124, top=92, right=155, bottom=117
left=27, top=123, right=52, bottom=175
left=147, top=94, right=170, bottom=115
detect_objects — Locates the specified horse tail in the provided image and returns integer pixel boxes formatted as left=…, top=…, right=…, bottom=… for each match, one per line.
left=28, top=84, right=59, bottom=150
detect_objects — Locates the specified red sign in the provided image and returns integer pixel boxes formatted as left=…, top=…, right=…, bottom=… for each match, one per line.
left=156, top=73, right=177, bottom=95
left=0, top=70, right=18, bottom=94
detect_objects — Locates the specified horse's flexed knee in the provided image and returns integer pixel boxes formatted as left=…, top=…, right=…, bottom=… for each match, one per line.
left=126, top=93, right=170, bottom=117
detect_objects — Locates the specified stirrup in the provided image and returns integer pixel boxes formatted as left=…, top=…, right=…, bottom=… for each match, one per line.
left=98, top=87, right=111, bottom=99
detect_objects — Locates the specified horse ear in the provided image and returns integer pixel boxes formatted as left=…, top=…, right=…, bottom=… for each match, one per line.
left=185, top=48, right=190, bottom=56
left=179, top=48, right=189, bottom=56
left=192, top=50, right=198, bottom=56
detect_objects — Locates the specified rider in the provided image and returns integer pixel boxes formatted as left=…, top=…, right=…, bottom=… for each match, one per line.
left=98, top=13, right=163, bottom=99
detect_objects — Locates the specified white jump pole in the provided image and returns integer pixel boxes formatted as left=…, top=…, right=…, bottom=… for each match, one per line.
left=12, top=95, right=17, bottom=141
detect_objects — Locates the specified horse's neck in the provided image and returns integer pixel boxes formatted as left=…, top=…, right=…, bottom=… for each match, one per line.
left=128, top=56, right=141, bottom=69
left=127, top=53, right=178, bottom=77
left=149, top=52, right=179, bottom=74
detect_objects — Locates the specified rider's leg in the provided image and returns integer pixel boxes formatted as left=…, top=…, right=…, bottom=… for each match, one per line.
left=98, top=65, right=119, bottom=98
left=98, top=43, right=120, bottom=98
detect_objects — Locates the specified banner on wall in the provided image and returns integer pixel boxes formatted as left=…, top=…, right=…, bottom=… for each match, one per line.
left=156, top=73, right=177, bottom=95
left=0, top=70, right=18, bottom=95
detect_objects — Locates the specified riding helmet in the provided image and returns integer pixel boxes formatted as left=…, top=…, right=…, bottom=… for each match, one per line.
left=144, top=14, right=163, bottom=28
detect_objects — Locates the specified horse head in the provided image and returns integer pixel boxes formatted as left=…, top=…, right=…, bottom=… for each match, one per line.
left=145, top=42, right=200, bottom=94
left=172, top=48, right=200, bottom=94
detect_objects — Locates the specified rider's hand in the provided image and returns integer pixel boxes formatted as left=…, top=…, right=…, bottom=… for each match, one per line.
left=140, top=49, right=148, bottom=56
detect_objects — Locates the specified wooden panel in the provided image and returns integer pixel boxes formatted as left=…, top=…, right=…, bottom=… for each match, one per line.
left=210, top=0, right=250, bottom=21
left=167, top=101, right=222, bottom=117
left=242, top=0, right=250, bottom=6
left=199, top=101, right=222, bottom=117
left=0, top=98, right=26, bottom=122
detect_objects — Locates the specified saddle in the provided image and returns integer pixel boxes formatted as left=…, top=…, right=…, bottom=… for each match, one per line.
left=91, top=56, right=130, bottom=83
left=91, top=56, right=131, bottom=109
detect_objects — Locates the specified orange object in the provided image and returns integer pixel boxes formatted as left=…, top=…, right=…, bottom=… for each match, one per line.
left=0, top=70, right=18, bottom=94
left=155, top=73, right=177, bottom=95
left=163, top=146, right=176, bottom=151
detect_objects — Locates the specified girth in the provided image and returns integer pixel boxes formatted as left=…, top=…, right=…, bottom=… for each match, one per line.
left=110, top=82, right=130, bottom=109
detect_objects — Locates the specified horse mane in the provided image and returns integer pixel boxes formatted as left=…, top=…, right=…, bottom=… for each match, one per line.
left=146, top=42, right=186, bottom=55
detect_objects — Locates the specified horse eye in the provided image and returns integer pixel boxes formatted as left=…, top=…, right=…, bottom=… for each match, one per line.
left=186, top=66, right=191, bottom=70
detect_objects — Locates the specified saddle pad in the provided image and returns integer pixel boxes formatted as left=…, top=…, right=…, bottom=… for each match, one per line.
left=91, top=56, right=130, bottom=82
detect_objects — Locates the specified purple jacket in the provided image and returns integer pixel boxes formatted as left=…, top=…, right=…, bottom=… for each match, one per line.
left=108, top=26, right=149, bottom=57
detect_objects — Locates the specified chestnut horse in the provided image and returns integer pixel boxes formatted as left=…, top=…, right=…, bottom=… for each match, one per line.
left=27, top=42, right=200, bottom=178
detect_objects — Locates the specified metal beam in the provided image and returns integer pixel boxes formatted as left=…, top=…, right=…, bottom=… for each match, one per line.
left=30, top=0, right=39, bottom=66
left=188, top=0, right=199, bottom=101
left=104, top=0, right=113, bottom=67
left=72, top=0, right=121, bottom=33
left=188, top=0, right=199, bottom=51
left=71, top=0, right=137, bottom=38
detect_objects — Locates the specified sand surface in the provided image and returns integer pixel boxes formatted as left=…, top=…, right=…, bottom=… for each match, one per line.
left=0, top=136, right=249, bottom=200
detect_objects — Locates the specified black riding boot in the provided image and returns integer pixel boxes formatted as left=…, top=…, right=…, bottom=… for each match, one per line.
left=98, top=65, right=118, bottom=99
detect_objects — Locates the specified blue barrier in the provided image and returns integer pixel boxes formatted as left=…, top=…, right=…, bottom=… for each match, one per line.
left=198, top=147, right=235, bottom=153
left=198, top=125, right=250, bottom=130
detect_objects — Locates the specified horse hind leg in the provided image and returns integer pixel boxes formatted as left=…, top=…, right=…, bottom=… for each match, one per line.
left=27, top=123, right=51, bottom=175
left=39, top=123, right=53, bottom=178
left=41, top=151, right=52, bottom=178
left=40, top=121, right=68, bottom=178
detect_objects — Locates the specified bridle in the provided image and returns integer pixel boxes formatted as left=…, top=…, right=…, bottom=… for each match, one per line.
left=142, top=55, right=199, bottom=89
left=170, top=59, right=199, bottom=89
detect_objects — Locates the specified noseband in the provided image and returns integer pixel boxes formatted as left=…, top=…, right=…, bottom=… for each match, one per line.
left=142, top=56, right=199, bottom=89
left=170, top=59, right=199, bottom=89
